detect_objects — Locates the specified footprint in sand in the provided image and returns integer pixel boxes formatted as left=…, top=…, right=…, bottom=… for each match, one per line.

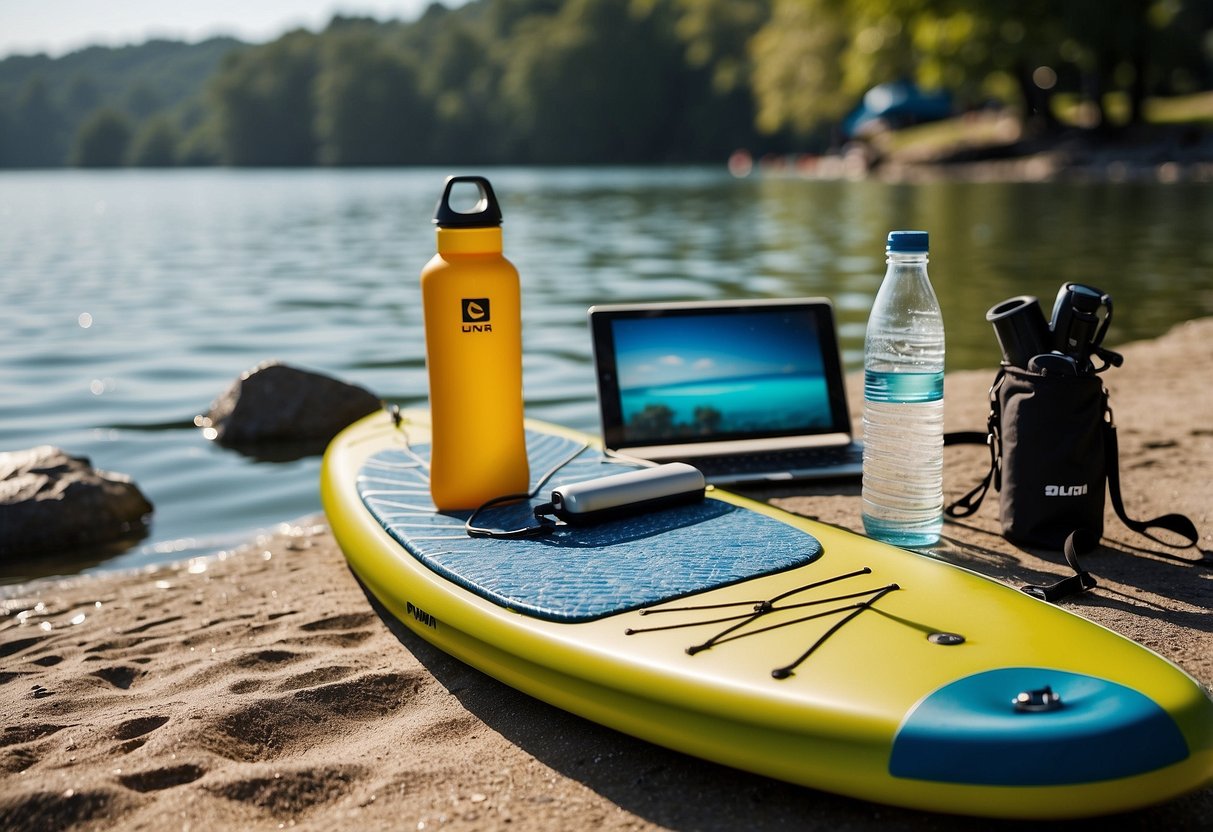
left=290, top=672, right=420, bottom=717
left=299, top=612, right=377, bottom=632
left=0, top=787, right=127, bottom=830
left=107, top=715, right=171, bottom=755
left=205, top=764, right=363, bottom=815
left=118, top=763, right=206, bottom=793
left=91, top=666, right=141, bottom=690
left=112, top=715, right=169, bottom=741
left=196, top=672, right=421, bottom=762
left=119, top=615, right=185, bottom=635
left=1, top=724, right=68, bottom=777
left=0, top=636, right=44, bottom=659
left=273, top=665, right=357, bottom=692
left=286, top=630, right=374, bottom=648
left=228, top=678, right=265, bottom=695
left=230, top=649, right=304, bottom=670
left=278, top=612, right=379, bottom=649
left=0, top=723, right=66, bottom=747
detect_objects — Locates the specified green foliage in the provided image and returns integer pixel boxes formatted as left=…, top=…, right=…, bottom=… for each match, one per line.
left=1, top=0, right=1209, bottom=166
left=499, top=0, right=685, bottom=162
left=314, top=29, right=432, bottom=165
left=6, top=76, right=69, bottom=166
left=750, top=0, right=852, bottom=138
left=70, top=107, right=133, bottom=167
left=0, top=37, right=240, bottom=167
left=667, top=0, right=770, bottom=94
left=127, top=115, right=181, bottom=166
left=210, top=31, right=320, bottom=166
left=178, top=121, right=222, bottom=166
left=125, top=83, right=163, bottom=119
left=749, top=0, right=1212, bottom=139
left=65, top=75, right=102, bottom=117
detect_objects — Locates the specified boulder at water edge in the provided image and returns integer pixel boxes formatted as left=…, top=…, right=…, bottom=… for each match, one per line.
left=200, top=361, right=382, bottom=447
left=0, top=446, right=154, bottom=557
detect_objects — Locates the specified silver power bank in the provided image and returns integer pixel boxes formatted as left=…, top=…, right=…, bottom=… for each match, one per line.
left=549, top=463, right=705, bottom=524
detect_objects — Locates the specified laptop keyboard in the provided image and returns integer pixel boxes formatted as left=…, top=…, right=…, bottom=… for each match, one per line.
left=677, top=445, right=863, bottom=478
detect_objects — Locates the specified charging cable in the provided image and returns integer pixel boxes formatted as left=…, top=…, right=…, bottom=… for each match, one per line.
left=464, top=442, right=591, bottom=539
left=466, top=457, right=707, bottom=539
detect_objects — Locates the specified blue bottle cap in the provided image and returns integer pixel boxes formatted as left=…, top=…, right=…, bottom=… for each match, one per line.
left=887, top=230, right=929, bottom=252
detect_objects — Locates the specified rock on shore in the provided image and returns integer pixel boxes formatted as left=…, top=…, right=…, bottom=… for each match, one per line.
left=0, top=447, right=153, bottom=558
left=199, top=361, right=382, bottom=447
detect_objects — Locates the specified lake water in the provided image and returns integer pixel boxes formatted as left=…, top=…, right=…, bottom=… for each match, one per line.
left=621, top=375, right=832, bottom=440
left=2, top=167, right=1211, bottom=581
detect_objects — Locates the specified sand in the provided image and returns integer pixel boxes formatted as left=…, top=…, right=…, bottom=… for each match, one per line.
left=2, top=319, right=1210, bottom=831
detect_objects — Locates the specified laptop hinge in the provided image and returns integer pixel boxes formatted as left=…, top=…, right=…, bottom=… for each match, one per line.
left=616, top=433, right=854, bottom=461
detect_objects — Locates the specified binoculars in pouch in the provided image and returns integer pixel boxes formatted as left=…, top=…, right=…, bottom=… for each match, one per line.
left=986, top=283, right=1124, bottom=374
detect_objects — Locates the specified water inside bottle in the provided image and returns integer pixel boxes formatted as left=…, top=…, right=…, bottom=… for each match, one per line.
left=864, top=370, right=944, bottom=403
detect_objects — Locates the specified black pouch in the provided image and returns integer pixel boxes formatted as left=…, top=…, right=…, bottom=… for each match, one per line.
left=946, top=366, right=1198, bottom=601
left=998, top=367, right=1107, bottom=548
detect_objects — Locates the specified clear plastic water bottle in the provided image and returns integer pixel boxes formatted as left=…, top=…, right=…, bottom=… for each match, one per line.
left=862, top=230, right=945, bottom=547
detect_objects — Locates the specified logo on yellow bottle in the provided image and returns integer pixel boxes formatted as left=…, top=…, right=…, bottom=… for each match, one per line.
left=461, top=298, right=492, bottom=332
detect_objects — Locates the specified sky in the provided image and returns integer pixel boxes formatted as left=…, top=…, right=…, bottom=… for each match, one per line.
left=0, top=1, right=460, bottom=59
left=613, top=313, right=824, bottom=389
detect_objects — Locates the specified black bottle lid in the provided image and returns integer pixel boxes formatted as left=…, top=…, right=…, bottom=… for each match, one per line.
left=433, top=175, right=503, bottom=227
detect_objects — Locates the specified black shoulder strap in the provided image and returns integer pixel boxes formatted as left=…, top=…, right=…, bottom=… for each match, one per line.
left=1102, top=409, right=1199, bottom=548
left=943, top=431, right=989, bottom=445
left=944, top=370, right=1004, bottom=519
left=1020, top=530, right=1100, bottom=602
left=1021, top=395, right=1198, bottom=605
left=943, top=375, right=1199, bottom=604
left=943, top=444, right=995, bottom=518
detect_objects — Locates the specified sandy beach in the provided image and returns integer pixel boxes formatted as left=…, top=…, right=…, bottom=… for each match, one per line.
left=2, top=318, right=1210, bottom=831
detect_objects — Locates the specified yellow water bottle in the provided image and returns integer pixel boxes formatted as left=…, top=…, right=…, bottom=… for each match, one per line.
left=421, top=175, right=529, bottom=511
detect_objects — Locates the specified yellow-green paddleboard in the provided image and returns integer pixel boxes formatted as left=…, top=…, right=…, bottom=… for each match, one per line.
left=321, top=409, right=1213, bottom=819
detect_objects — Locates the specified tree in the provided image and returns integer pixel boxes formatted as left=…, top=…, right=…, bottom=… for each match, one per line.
left=0, top=109, right=11, bottom=165
left=499, top=0, right=687, bottom=163
left=128, top=115, right=180, bottom=166
left=672, top=0, right=770, bottom=96
left=749, top=0, right=853, bottom=141
left=64, top=75, right=102, bottom=118
left=416, top=19, right=505, bottom=163
left=178, top=121, right=222, bottom=166
left=125, top=83, right=163, bottom=119
left=71, top=107, right=132, bottom=166
left=748, top=0, right=1212, bottom=142
left=663, top=0, right=775, bottom=157
left=209, top=31, right=319, bottom=165
left=9, top=76, right=68, bottom=166
left=313, top=28, right=432, bottom=165
left=1148, top=0, right=1213, bottom=96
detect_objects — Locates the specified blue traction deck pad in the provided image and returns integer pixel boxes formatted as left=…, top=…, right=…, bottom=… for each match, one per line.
left=356, top=431, right=823, bottom=622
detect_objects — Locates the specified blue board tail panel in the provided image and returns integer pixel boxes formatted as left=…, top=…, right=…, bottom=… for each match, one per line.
left=890, top=667, right=1190, bottom=785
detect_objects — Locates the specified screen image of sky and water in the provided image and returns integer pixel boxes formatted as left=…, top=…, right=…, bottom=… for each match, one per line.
left=614, top=311, right=831, bottom=443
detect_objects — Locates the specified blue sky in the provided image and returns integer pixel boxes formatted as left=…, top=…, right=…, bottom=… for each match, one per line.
left=613, top=312, right=825, bottom=390
left=0, top=1, right=461, bottom=58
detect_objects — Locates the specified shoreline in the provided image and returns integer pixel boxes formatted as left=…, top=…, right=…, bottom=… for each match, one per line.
left=747, top=117, right=1213, bottom=184
left=2, top=318, right=1210, bottom=830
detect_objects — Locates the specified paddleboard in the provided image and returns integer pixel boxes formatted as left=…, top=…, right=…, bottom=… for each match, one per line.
left=321, top=408, right=1213, bottom=819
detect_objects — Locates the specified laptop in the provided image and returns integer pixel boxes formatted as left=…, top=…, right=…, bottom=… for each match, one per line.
left=588, top=298, right=863, bottom=486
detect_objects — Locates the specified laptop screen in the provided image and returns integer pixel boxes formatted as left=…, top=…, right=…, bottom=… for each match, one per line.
left=589, top=299, right=852, bottom=452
